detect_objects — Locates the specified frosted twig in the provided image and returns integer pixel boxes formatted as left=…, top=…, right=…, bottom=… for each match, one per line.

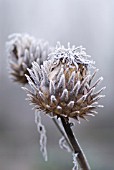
left=72, top=153, right=79, bottom=170
left=60, top=116, right=91, bottom=170
left=52, top=117, right=72, bottom=152
left=35, top=110, right=48, bottom=161
left=59, top=136, right=71, bottom=152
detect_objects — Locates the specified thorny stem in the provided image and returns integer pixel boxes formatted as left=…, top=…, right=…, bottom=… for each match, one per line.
left=52, top=117, right=73, bottom=151
left=60, top=116, right=91, bottom=170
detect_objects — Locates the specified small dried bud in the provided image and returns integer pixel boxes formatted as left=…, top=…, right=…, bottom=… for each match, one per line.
left=6, top=33, right=53, bottom=84
left=24, top=42, right=105, bottom=121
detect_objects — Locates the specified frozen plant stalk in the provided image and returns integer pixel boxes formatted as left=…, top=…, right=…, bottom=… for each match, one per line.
left=23, top=42, right=105, bottom=169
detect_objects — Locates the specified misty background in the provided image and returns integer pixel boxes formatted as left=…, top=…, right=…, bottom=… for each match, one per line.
left=0, top=0, right=114, bottom=170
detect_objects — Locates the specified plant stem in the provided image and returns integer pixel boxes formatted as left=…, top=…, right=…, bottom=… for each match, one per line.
left=60, top=116, right=91, bottom=170
left=52, top=117, right=73, bottom=151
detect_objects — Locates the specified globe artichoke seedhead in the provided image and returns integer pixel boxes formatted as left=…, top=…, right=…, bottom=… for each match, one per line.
left=7, top=33, right=52, bottom=84
left=24, top=42, right=105, bottom=121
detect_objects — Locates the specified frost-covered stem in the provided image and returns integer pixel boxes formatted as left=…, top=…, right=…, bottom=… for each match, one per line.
left=35, top=111, right=48, bottom=161
left=52, top=117, right=73, bottom=151
left=60, top=116, right=91, bottom=170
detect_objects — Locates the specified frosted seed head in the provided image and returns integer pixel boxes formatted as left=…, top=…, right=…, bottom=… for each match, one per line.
left=7, top=33, right=53, bottom=84
left=23, top=42, right=105, bottom=121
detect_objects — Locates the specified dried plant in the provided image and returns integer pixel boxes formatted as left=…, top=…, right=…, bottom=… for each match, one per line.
left=7, top=34, right=105, bottom=170
left=6, top=33, right=71, bottom=162
left=6, top=33, right=52, bottom=84
left=23, top=42, right=105, bottom=169
left=24, top=42, right=105, bottom=120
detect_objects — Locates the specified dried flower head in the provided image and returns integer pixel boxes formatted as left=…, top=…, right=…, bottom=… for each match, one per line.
left=6, top=33, right=53, bottom=84
left=24, top=42, right=105, bottom=121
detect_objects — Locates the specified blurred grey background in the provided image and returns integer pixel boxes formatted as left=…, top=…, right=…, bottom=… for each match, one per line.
left=0, top=0, right=114, bottom=170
